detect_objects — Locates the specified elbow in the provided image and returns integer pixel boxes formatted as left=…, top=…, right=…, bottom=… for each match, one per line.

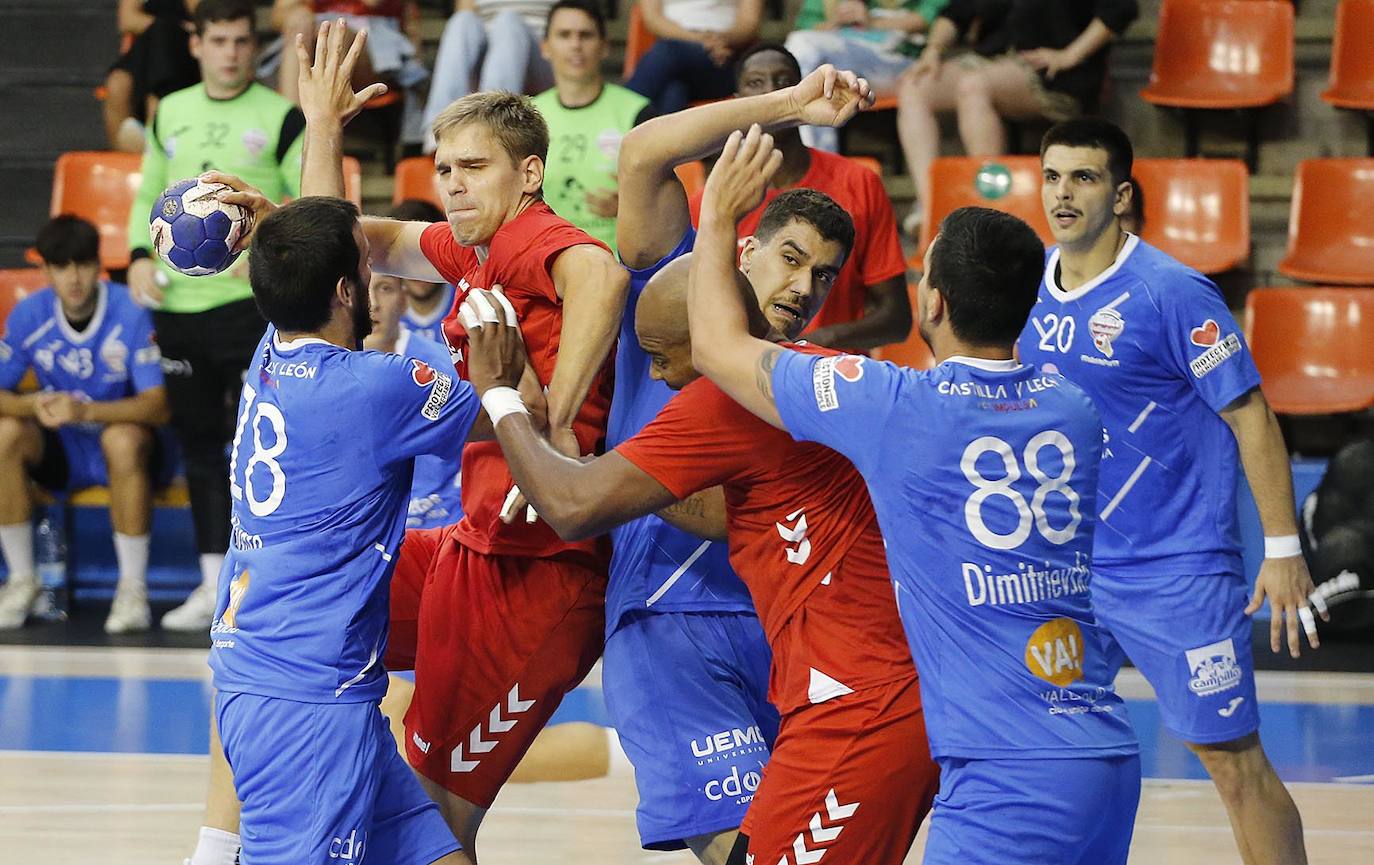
left=541, top=496, right=603, bottom=542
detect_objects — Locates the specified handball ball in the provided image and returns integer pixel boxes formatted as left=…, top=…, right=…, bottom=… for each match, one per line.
left=149, top=178, right=251, bottom=276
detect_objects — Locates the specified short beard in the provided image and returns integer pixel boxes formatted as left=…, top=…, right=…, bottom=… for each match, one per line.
left=351, top=285, right=373, bottom=346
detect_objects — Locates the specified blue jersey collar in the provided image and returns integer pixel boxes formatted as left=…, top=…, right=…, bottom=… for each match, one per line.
left=1044, top=233, right=1140, bottom=304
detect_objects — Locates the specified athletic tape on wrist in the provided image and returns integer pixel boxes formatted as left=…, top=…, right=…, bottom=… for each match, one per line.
left=481, top=386, right=528, bottom=426
left=1263, top=534, right=1302, bottom=559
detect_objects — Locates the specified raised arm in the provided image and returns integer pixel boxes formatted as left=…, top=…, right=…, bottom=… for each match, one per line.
left=806, top=275, right=912, bottom=352
left=294, top=21, right=388, bottom=199
left=1221, top=388, right=1321, bottom=657
left=617, top=64, right=874, bottom=268
left=688, top=126, right=791, bottom=429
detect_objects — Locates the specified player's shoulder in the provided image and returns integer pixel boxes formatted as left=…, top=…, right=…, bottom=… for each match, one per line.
left=157, top=83, right=204, bottom=111
left=8, top=286, right=53, bottom=326
left=1120, top=237, right=1216, bottom=303
left=1023, top=362, right=1102, bottom=426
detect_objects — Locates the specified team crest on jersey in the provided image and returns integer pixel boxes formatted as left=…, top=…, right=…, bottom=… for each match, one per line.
left=1187, top=319, right=1243, bottom=379
left=1088, top=307, right=1125, bottom=358
left=100, top=329, right=129, bottom=376
left=241, top=128, right=268, bottom=159
left=1185, top=638, right=1243, bottom=696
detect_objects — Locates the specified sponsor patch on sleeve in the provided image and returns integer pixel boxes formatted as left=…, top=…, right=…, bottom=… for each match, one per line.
left=1188, top=319, right=1242, bottom=379
left=812, top=356, right=839, bottom=412
left=421, top=372, right=454, bottom=421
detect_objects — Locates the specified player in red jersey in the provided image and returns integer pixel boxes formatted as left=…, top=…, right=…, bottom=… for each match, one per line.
left=292, top=22, right=628, bottom=859
left=686, top=43, right=910, bottom=353
left=452, top=177, right=939, bottom=865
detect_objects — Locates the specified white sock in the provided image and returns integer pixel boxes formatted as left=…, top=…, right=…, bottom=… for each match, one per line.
left=189, top=826, right=240, bottom=865
left=113, top=533, right=150, bottom=591
left=199, top=553, right=226, bottom=590
left=0, top=523, right=35, bottom=584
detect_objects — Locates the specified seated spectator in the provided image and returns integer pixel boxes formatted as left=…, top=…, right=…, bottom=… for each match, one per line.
left=389, top=199, right=456, bottom=343
left=422, top=0, right=556, bottom=150
left=104, top=0, right=201, bottom=152
left=687, top=44, right=911, bottom=352
left=786, top=0, right=946, bottom=152
left=627, top=0, right=763, bottom=116
left=0, top=216, right=173, bottom=633
left=896, top=0, right=1138, bottom=235
left=532, top=0, right=653, bottom=252
left=269, top=0, right=426, bottom=107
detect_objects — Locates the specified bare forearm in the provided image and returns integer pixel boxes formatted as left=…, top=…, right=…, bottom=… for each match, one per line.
left=0, top=391, right=36, bottom=419
left=1226, top=391, right=1299, bottom=536
left=657, top=486, right=728, bottom=541
left=546, top=257, right=628, bottom=432
left=1061, top=18, right=1116, bottom=67
left=807, top=280, right=912, bottom=352
left=300, top=123, right=347, bottom=199
left=83, top=390, right=171, bottom=426
left=623, top=90, right=799, bottom=175
left=923, top=16, right=958, bottom=54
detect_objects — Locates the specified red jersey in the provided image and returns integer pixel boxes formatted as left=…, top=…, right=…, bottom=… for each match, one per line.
left=689, top=149, right=906, bottom=334
left=421, top=202, right=613, bottom=564
left=615, top=345, right=914, bottom=714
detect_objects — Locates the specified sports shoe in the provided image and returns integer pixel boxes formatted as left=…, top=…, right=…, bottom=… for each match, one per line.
left=104, top=584, right=151, bottom=634
left=0, top=577, right=40, bottom=629
left=161, top=583, right=217, bottom=631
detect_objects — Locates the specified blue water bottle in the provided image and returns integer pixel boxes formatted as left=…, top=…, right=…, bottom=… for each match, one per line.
left=34, top=516, right=68, bottom=622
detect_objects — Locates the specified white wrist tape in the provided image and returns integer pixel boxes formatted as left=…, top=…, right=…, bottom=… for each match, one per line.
left=1264, top=534, right=1302, bottom=559
left=481, top=386, right=528, bottom=426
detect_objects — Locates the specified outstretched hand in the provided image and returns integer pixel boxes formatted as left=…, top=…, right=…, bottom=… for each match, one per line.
left=1247, top=555, right=1324, bottom=658
left=295, top=18, right=389, bottom=128
left=700, top=125, right=784, bottom=226
left=788, top=64, right=874, bottom=129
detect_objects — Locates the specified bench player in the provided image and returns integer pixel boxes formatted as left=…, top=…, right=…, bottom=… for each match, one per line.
left=208, top=193, right=480, bottom=865
left=688, top=126, right=1142, bottom=864
left=293, top=22, right=627, bottom=859
left=1018, top=118, right=1314, bottom=865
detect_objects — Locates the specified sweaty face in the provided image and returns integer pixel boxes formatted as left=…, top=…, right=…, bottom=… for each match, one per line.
left=1041, top=144, right=1126, bottom=251
left=369, top=274, right=405, bottom=334
left=736, top=49, right=800, bottom=96
left=740, top=220, right=845, bottom=339
left=542, top=8, right=607, bottom=83
left=434, top=124, right=541, bottom=247
left=191, top=19, right=255, bottom=95
left=44, top=261, right=101, bottom=320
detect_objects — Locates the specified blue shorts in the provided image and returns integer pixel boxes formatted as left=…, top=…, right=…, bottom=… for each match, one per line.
left=923, top=754, right=1141, bottom=865
left=217, top=692, right=460, bottom=865
left=602, top=610, right=778, bottom=850
left=1093, top=570, right=1259, bottom=744
left=35, top=426, right=178, bottom=491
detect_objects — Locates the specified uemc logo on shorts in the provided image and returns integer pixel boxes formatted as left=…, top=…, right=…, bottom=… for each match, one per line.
left=1186, top=638, right=1243, bottom=696
left=704, top=761, right=765, bottom=803
left=690, top=726, right=767, bottom=764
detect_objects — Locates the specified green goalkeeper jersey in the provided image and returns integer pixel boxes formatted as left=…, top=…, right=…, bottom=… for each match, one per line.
left=129, top=82, right=305, bottom=314
left=531, top=84, right=650, bottom=253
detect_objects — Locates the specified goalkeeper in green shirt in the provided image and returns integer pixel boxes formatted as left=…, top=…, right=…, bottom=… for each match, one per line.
left=531, top=0, right=652, bottom=253
left=125, top=0, right=305, bottom=631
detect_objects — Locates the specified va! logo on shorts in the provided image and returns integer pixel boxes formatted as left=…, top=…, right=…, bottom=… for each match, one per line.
left=1185, top=638, right=1243, bottom=696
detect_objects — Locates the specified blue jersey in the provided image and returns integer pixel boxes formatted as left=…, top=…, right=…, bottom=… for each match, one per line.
left=1017, top=237, right=1262, bottom=577
left=773, top=352, right=1138, bottom=760
left=0, top=281, right=163, bottom=401
left=605, top=231, right=754, bottom=631
left=209, top=328, right=480, bottom=704
left=396, top=330, right=464, bottom=530
left=399, top=284, right=456, bottom=346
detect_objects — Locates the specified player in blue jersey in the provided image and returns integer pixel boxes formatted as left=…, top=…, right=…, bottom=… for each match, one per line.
left=600, top=64, right=875, bottom=861
left=390, top=200, right=458, bottom=347
left=1018, top=118, right=1316, bottom=865
left=687, top=126, right=1141, bottom=864
left=207, top=193, right=483, bottom=865
left=0, top=215, right=172, bottom=633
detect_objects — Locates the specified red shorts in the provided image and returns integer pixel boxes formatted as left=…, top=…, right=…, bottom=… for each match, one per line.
left=386, top=526, right=606, bottom=808
left=742, top=676, right=937, bottom=865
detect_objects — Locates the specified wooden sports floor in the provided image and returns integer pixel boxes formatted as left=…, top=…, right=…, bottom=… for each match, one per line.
left=1, top=646, right=1371, bottom=865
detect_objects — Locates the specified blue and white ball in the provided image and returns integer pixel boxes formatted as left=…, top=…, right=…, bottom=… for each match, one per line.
left=149, top=178, right=251, bottom=276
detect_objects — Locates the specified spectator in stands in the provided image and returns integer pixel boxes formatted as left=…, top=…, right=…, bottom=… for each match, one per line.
left=125, top=0, right=304, bottom=632
left=687, top=44, right=911, bottom=351
left=895, top=0, right=1138, bottom=235
left=104, top=0, right=202, bottom=152
left=389, top=199, right=457, bottom=343
left=627, top=0, right=763, bottom=116
left=0, top=216, right=172, bottom=633
left=269, top=0, right=426, bottom=109
left=785, top=0, right=945, bottom=152
left=422, top=0, right=556, bottom=150
left=533, top=0, right=653, bottom=252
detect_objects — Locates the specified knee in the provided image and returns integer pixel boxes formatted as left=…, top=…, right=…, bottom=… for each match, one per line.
left=100, top=423, right=152, bottom=473
left=0, top=416, right=30, bottom=458
left=954, top=71, right=992, bottom=105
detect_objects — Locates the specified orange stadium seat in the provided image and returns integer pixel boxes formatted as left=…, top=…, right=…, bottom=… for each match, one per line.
left=675, top=161, right=706, bottom=198
left=0, top=268, right=48, bottom=324
left=1132, top=158, right=1249, bottom=274
left=1278, top=158, right=1374, bottom=285
left=342, top=156, right=363, bottom=208
left=1141, top=0, right=1293, bottom=168
left=917, top=156, right=1053, bottom=261
left=393, top=156, right=443, bottom=209
left=623, top=4, right=655, bottom=80
left=1245, top=287, right=1374, bottom=414
left=1324, top=0, right=1374, bottom=110
left=49, top=151, right=143, bottom=271
left=872, top=284, right=934, bottom=370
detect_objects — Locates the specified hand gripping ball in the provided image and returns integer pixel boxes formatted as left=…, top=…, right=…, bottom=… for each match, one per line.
left=149, top=178, right=251, bottom=276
